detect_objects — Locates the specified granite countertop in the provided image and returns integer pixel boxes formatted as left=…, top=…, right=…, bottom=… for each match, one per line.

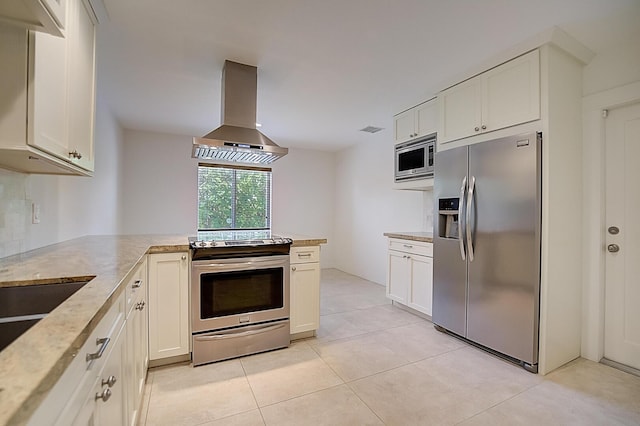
left=383, top=231, right=434, bottom=243
left=278, top=232, right=327, bottom=247
left=0, top=232, right=326, bottom=424
left=0, top=235, right=189, bottom=426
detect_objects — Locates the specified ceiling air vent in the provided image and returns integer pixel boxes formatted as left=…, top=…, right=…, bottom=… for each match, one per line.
left=360, top=126, right=384, bottom=134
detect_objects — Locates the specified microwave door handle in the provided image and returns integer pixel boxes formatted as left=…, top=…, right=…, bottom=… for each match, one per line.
left=459, top=176, right=467, bottom=261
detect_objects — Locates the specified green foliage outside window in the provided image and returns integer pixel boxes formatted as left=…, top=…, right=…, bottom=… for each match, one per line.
left=198, top=165, right=271, bottom=230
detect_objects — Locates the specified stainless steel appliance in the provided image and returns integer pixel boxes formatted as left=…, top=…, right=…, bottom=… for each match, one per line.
left=433, top=132, right=541, bottom=373
left=394, top=134, right=435, bottom=182
left=190, top=230, right=293, bottom=366
left=192, top=60, right=288, bottom=164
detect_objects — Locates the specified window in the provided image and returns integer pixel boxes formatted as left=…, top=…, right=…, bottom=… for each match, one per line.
left=198, top=164, right=272, bottom=230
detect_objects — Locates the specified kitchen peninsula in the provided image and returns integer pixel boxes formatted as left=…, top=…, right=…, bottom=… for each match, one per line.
left=0, top=233, right=325, bottom=425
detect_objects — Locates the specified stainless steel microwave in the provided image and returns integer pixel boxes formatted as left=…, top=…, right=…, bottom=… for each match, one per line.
left=394, top=135, right=435, bottom=182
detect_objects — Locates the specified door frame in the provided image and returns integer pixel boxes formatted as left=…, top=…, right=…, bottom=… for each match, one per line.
left=581, top=80, right=640, bottom=362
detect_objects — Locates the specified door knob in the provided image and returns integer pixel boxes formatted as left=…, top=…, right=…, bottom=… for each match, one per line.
left=607, top=244, right=620, bottom=253
left=608, top=226, right=620, bottom=235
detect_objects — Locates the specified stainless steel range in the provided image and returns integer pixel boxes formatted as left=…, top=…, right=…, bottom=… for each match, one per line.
left=189, top=230, right=293, bottom=366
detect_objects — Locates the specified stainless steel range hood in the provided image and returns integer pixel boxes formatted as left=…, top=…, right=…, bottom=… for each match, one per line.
left=192, top=60, right=288, bottom=164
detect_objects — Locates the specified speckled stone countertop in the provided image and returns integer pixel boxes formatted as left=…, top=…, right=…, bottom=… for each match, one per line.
left=278, top=232, right=327, bottom=247
left=383, top=232, right=434, bottom=243
left=0, top=235, right=189, bottom=426
left=0, top=233, right=325, bottom=425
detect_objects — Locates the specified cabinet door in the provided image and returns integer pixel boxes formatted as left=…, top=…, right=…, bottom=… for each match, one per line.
left=290, top=262, right=320, bottom=334
left=125, top=296, right=147, bottom=426
left=394, top=109, right=416, bottom=144
left=415, top=100, right=437, bottom=139
left=29, top=29, right=70, bottom=159
left=66, top=0, right=96, bottom=171
left=96, top=326, right=126, bottom=426
left=387, top=250, right=409, bottom=303
left=482, top=50, right=540, bottom=133
left=438, top=76, right=482, bottom=143
left=148, top=252, right=189, bottom=361
left=408, top=254, right=433, bottom=316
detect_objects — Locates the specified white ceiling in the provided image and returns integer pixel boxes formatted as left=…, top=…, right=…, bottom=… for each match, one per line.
left=97, top=0, right=640, bottom=152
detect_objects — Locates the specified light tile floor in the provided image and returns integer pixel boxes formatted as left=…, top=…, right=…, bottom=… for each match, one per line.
left=139, top=269, right=640, bottom=425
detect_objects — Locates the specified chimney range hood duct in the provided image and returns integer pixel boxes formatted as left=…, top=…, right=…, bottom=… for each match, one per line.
left=192, top=60, right=288, bottom=164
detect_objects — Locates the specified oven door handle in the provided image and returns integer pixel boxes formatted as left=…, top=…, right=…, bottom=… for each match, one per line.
left=194, top=323, right=286, bottom=340
left=195, top=258, right=285, bottom=270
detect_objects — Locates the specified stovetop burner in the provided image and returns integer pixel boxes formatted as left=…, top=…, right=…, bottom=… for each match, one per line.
left=190, top=230, right=292, bottom=260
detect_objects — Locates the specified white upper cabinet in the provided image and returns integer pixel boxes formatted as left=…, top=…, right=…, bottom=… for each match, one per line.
left=0, top=0, right=66, bottom=36
left=65, top=0, right=96, bottom=171
left=439, top=50, right=540, bottom=144
left=0, top=0, right=96, bottom=175
left=394, top=99, right=437, bottom=144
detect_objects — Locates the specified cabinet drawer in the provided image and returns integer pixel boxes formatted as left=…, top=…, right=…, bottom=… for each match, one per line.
left=125, top=257, right=147, bottom=317
left=290, top=246, right=320, bottom=264
left=27, top=291, right=125, bottom=425
left=388, top=239, right=433, bottom=257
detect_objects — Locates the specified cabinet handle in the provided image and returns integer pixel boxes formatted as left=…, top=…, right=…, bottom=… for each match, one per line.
left=291, top=266, right=297, bottom=271
left=86, top=337, right=110, bottom=362
left=181, top=255, right=187, bottom=260
left=101, top=375, right=117, bottom=388
left=132, top=279, right=142, bottom=289
left=297, top=253, right=312, bottom=258
left=95, top=388, right=112, bottom=402
left=403, top=244, right=413, bottom=249
left=481, top=125, right=487, bottom=130
left=68, top=150, right=82, bottom=159
left=474, top=127, right=480, bottom=132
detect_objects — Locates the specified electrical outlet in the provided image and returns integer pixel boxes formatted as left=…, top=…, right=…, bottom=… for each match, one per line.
left=32, top=203, right=40, bottom=224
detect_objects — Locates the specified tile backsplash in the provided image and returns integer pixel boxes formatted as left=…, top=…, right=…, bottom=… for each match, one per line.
left=423, top=190, right=434, bottom=231
left=0, top=170, right=31, bottom=258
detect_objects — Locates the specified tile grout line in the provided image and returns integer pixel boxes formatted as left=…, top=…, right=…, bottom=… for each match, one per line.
left=238, top=359, right=268, bottom=425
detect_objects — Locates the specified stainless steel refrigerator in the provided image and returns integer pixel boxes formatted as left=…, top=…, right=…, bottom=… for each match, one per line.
left=433, top=132, right=541, bottom=373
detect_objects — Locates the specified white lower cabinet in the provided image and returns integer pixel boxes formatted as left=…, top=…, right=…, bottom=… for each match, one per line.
left=28, top=291, right=126, bottom=426
left=73, top=324, right=127, bottom=426
left=148, top=252, right=190, bottom=361
left=289, top=246, right=321, bottom=334
left=125, top=258, right=148, bottom=426
left=386, top=238, right=433, bottom=316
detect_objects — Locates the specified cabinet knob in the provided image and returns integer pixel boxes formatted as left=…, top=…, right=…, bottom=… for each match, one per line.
left=291, top=266, right=297, bottom=271
left=95, top=388, right=112, bottom=402
left=481, top=125, right=487, bottom=130
left=68, top=150, right=82, bottom=159
left=132, top=279, right=142, bottom=289
left=101, top=375, right=117, bottom=388
left=474, top=127, right=480, bottom=132
left=181, top=255, right=187, bottom=260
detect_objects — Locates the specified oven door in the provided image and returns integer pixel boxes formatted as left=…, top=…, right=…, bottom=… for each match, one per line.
left=191, top=255, right=290, bottom=333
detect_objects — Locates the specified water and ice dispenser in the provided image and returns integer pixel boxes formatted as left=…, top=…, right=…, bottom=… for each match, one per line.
left=438, top=198, right=460, bottom=239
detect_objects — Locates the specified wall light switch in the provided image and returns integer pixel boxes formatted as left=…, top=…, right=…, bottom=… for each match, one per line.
left=32, top=203, right=40, bottom=224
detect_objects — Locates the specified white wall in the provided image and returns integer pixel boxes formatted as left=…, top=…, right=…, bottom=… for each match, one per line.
left=118, top=130, right=337, bottom=267
left=333, top=135, right=433, bottom=286
left=583, top=36, right=640, bottom=96
left=0, top=99, right=124, bottom=258
left=271, top=148, right=336, bottom=267
left=120, top=129, right=199, bottom=235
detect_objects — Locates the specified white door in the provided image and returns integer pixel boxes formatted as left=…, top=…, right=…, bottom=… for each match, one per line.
left=604, top=101, right=640, bottom=371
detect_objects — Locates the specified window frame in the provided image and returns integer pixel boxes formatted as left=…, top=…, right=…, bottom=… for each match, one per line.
left=197, top=163, right=272, bottom=231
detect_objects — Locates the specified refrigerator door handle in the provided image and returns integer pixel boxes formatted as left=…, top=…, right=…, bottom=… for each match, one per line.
left=466, top=175, right=476, bottom=262
left=458, top=176, right=467, bottom=261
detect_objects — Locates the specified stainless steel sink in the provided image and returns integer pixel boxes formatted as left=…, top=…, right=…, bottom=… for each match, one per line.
left=0, top=281, right=88, bottom=351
